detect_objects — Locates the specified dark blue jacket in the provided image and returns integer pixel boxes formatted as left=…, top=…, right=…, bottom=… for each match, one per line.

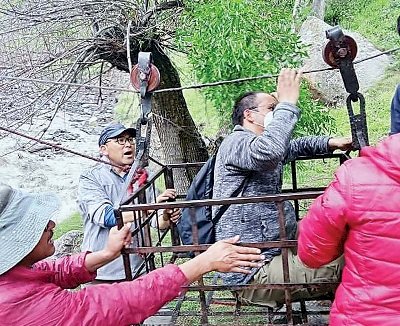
left=390, top=84, right=400, bottom=135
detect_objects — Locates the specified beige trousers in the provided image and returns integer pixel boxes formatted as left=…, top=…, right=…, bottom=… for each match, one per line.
left=237, top=250, right=343, bottom=308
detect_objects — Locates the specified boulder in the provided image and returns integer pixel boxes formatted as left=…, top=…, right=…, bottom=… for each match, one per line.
left=299, top=16, right=392, bottom=106
left=52, top=230, right=84, bottom=259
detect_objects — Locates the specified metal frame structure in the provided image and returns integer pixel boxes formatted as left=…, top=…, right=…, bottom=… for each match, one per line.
left=115, top=153, right=350, bottom=325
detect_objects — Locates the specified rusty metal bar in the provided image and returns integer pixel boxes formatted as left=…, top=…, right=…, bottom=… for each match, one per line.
left=184, top=282, right=338, bottom=292
left=123, top=240, right=299, bottom=254
left=120, top=191, right=323, bottom=211
left=169, top=306, right=329, bottom=318
left=277, top=201, right=293, bottom=324
left=115, top=153, right=347, bottom=324
left=166, top=162, right=206, bottom=169
left=174, top=309, right=329, bottom=317
left=281, top=186, right=325, bottom=193
left=165, top=152, right=347, bottom=170
left=189, top=205, right=209, bottom=325
left=170, top=294, right=186, bottom=325
left=128, top=213, right=155, bottom=237
left=139, top=190, right=156, bottom=272
left=290, top=160, right=300, bottom=219
left=115, top=207, right=133, bottom=281
left=164, top=166, right=181, bottom=248
left=198, top=278, right=209, bottom=325
left=300, top=299, right=308, bottom=323
left=295, top=152, right=346, bottom=161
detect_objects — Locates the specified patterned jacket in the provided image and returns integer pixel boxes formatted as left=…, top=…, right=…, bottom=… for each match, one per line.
left=213, top=102, right=331, bottom=285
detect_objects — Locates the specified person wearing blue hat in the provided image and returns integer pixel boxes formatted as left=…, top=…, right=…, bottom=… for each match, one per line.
left=0, top=183, right=264, bottom=325
left=77, top=122, right=180, bottom=284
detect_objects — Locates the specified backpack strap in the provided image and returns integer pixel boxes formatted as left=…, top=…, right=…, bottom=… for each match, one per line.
left=212, top=176, right=248, bottom=225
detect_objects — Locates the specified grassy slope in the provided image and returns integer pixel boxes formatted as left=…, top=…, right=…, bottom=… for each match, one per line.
left=172, top=52, right=220, bottom=138
left=283, top=0, right=400, bottom=220
left=54, top=212, right=83, bottom=239
left=333, top=0, right=400, bottom=144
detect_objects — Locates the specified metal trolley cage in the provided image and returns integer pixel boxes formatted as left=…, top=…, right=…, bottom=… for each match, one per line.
left=115, top=152, right=350, bottom=325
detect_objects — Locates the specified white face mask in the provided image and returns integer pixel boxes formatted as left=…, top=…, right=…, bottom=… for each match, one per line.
left=251, top=111, right=274, bottom=129
left=263, top=111, right=274, bottom=128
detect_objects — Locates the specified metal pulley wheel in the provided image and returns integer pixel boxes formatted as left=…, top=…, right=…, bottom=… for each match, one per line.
left=322, top=35, right=358, bottom=68
left=130, top=63, right=161, bottom=92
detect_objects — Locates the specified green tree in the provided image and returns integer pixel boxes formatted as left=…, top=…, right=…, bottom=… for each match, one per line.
left=0, top=1, right=209, bottom=192
left=177, top=0, right=335, bottom=136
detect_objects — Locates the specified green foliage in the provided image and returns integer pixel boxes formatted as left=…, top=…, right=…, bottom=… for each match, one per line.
left=325, top=0, right=400, bottom=51
left=54, top=212, right=83, bottom=239
left=172, top=53, right=221, bottom=137
left=325, top=0, right=371, bottom=26
left=176, top=0, right=335, bottom=136
left=336, top=0, right=400, bottom=50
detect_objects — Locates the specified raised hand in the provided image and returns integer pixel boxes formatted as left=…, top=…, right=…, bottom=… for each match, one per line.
left=277, top=68, right=303, bottom=105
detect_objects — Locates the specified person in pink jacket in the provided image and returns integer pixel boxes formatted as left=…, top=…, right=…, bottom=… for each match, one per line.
left=298, top=133, right=400, bottom=325
left=0, top=183, right=264, bottom=326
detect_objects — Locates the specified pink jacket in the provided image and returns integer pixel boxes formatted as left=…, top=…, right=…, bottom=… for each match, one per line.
left=0, top=252, right=188, bottom=325
left=298, top=134, right=400, bottom=325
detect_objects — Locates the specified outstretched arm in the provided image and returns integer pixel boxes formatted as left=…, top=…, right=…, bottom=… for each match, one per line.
left=34, top=223, right=132, bottom=288
left=64, top=236, right=264, bottom=325
left=179, top=235, right=264, bottom=282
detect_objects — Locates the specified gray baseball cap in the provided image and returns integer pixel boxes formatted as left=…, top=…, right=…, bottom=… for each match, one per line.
left=98, top=123, right=136, bottom=146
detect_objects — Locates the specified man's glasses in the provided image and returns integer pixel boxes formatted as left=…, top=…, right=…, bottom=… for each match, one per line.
left=107, top=137, right=135, bottom=146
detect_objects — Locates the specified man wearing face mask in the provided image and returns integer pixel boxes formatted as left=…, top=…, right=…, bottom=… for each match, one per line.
left=212, top=68, right=351, bottom=308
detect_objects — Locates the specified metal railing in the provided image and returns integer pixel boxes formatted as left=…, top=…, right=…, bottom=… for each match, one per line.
left=115, top=152, right=350, bottom=325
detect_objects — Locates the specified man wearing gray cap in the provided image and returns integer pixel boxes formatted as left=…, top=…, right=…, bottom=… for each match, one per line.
left=78, top=122, right=180, bottom=283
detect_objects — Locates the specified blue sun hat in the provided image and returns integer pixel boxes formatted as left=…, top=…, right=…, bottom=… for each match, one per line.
left=0, top=184, right=60, bottom=275
left=98, top=123, right=136, bottom=146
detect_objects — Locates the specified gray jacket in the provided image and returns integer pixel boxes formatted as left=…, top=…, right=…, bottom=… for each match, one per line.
left=78, top=163, right=156, bottom=280
left=213, top=102, right=331, bottom=285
